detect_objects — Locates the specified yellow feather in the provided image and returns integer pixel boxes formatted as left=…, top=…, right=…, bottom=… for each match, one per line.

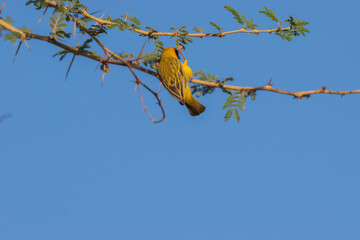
left=158, top=47, right=205, bottom=116
left=181, top=59, right=193, bottom=82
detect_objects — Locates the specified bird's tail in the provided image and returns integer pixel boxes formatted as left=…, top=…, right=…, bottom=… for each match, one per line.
left=184, top=86, right=206, bottom=116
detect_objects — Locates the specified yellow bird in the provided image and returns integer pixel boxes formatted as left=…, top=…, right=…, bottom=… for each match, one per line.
left=157, top=47, right=206, bottom=116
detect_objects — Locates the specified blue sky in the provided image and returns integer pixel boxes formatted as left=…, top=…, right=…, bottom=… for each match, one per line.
left=1, top=0, right=360, bottom=239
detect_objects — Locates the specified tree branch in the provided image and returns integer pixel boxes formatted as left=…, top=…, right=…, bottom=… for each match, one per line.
left=42, top=0, right=291, bottom=38
left=190, top=79, right=360, bottom=99
left=1, top=18, right=359, bottom=101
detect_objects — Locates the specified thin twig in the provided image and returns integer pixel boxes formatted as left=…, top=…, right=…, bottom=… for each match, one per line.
left=81, top=24, right=166, bottom=122
left=1, top=19, right=359, bottom=123
left=190, top=79, right=360, bottom=99
left=135, top=40, right=147, bottom=64
left=42, top=0, right=291, bottom=38
left=2, top=19, right=358, bottom=99
left=135, top=79, right=166, bottom=123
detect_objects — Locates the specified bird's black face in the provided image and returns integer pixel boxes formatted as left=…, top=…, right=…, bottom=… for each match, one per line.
left=174, top=49, right=180, bottom=59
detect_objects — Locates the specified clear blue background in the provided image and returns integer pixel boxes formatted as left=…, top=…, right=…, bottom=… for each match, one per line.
left=1, top=0, right=360, bottom=239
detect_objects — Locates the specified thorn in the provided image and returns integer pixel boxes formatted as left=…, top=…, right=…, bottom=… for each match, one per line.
left=268, top=77, right=273, bottom=86
left=65, top=54, right=76, bottom=80
left=0, top=0, right=7, bottom=15
left=23, top=40, right=30, bottom=50
left=94, top=12, right=105, bottom=26
left=135, top=40, right=147, bottom=64
left=124, top=9, right=129, bottom=22
left=13, top=41, right=22, bottom=63
left=99, top=12, right=105, bottom=19
left=76, top=37, right=82, bottom=48
left=157, top=81, right=162, bottom=94
left=95, top=53, right=107, bottom=71
left=73, top=19, right=77, bottom=39
left=322, top=86, right=327, bottom=91
left=34, top=6, right=48, bottom=30
left=52, top=15, right=60, bottom=33
left=101, top=65, right=106, bottom=87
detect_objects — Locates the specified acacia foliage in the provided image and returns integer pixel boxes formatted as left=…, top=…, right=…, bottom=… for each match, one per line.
left=1, top=0, right=310, bottom=122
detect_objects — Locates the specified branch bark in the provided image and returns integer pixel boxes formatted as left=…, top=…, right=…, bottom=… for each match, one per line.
left=1, top=18, right=359, bottom=100
left=42, top=0, right=291, bottom=38
left=1, top=18, right=359, bottom=123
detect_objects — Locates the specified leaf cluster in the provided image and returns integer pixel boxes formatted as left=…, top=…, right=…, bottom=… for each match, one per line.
left=191, top=71, right=234, bottom=97
left=169, top=26, right=193, bottom=46
left=222, top=91, right=246, bottom=122
left=49, top=13, right=71, bottom=40
left=224, top=6, right=258, bottom=29
left=279, top=15, right=309, bottom=41
left=139, top=51, right=158, bottom=68
left=1, top=17, right=31, bottom=43
left=258, top=6, right=310, bottom=41
left=2, top=1, right=312, bottom=123
left=25, top=0, right=48, bottom=10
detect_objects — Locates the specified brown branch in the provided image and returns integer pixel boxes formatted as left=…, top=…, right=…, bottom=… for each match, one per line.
left=1, top=19, right=359, bottom=120
left=0, top=18, right=165, bottom=123
left=82, top=26, right=166, bottom=123
left=42, top=0, right=291, bottom=38
left=136, top=80, right=166, bottom=123
left=190, top=79, right=360, bottom=99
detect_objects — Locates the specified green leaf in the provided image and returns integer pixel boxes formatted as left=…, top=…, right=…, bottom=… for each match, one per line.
left=209, top=21, right=223, bottom=34
left=224, top=109, right=233, bottom=121
left=222, top=101, right=233, bottom=109
left=193, top=26, right=204, bottom=33
left=233, top=108, right=240, bottom=122
left=179, top=26, right=187, bottom=32
left=245, top=19, right=258, bottom=30
left=259, top=6, right=279, bottom=22
left=129, top=15, right=141, bottom=25
left=224, top=6, right=246, bottom=25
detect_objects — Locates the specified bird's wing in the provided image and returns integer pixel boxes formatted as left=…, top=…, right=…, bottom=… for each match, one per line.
left=161, top=58, right=186, bottom=104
